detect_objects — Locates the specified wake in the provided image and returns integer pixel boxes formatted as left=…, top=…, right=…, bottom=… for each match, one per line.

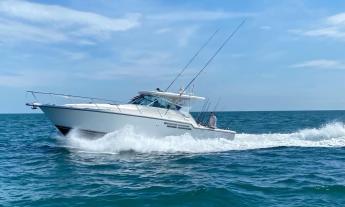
left=62, top=122, right=345, bottom=154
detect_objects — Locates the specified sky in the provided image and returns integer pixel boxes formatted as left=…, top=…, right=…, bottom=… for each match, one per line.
left=0, top=0, right=345, bottom=113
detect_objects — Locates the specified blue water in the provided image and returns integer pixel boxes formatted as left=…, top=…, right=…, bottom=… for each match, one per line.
left=1, top=111, right=345, bottom=206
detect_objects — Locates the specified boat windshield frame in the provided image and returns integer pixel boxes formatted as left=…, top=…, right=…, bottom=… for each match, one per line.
left=129, top=95, right=182, bottom=111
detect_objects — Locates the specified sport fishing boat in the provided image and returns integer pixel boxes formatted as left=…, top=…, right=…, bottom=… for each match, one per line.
left=26, top=20, right=245, bottom=140
left=26, top=90, right=235, bottom=139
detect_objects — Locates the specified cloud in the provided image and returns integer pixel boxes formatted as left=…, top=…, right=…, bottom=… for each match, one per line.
left=291, top=59, right=345, bottom=70
left=327, top=13, right=345, bottom=25
left=155, top=27, right=172, bottom=34
left=120, top=49, right=173, bottom=65
left=148, top=10, right=254, bottom=22
left=176, top=26, right=199, bottom=47
left=0, top=0, right=141, bottom=43
left=60, top=51, right=88, bottom=61
left=291, top=12, right=345, bottom=41
left=0, top=69, right=65, bottom=87
left=76, top=66, right=177, bottom=80
left=0, top=18, right=68, bottom=43
left=260, top=25, right=272, bottom=30
left=154, top=26, right=198, bottom=47
left=74, top=49, right=186, bottom=80
left=229, top=53, right=245, bottom=58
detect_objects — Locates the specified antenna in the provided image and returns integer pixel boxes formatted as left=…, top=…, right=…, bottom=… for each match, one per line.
left=165, top=29, right=220, bottom=91
left=181, top=19, right=246, bottom=94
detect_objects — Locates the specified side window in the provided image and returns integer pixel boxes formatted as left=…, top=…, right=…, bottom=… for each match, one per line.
left=130, top=95, right=181, bottom=110
left=153, top=97, right=180, bottom=110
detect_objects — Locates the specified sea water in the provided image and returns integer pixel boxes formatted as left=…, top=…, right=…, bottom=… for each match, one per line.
left=1, top=111, right=345, bottom=206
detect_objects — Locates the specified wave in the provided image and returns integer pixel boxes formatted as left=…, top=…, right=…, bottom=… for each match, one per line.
left=62, top=122, right=345, bottom=154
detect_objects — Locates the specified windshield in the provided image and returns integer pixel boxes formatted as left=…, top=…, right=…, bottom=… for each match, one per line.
left=129, top=95, right=181, bottom=110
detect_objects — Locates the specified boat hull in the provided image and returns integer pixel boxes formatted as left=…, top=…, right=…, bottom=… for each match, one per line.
left=39, top=105, right=235, bottom=139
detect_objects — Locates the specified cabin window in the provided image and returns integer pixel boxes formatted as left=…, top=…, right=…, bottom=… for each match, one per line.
left=129, top=95, right=181, bottom=110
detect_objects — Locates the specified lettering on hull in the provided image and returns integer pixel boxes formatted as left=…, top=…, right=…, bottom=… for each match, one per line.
left=164, top=122, right=191, bottom=130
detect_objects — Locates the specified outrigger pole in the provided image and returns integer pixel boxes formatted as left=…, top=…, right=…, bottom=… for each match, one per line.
left=165, top=29, right=220, bottom=92
left=181, top=19, right=246, bottom=94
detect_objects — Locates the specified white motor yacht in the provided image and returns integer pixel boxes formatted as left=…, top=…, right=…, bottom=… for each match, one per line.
left=26, top=20, right=247, bottom=140
left=26, top=90, right=235, bottom=139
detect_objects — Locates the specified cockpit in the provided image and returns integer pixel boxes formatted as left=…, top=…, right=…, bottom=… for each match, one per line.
left=129, top=95, right=182, bottom=110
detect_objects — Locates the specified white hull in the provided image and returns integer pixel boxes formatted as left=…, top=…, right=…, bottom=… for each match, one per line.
left=39, top=105, right=235, bottom=139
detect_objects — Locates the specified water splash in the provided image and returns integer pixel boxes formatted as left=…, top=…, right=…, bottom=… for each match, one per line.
left=63, top=123, right=345, bottom=154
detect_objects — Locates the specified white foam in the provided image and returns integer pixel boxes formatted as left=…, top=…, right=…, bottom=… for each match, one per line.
left=63, top=123, right=345, bottom=154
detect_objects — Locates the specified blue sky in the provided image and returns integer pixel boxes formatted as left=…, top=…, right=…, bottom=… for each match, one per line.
left=1, top=0, right=345, bottom=113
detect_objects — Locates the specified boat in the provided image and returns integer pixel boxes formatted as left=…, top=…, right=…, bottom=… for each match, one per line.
left=26, top=90, right=236, bottom=139
left=25, top=20, right=246, bottom=140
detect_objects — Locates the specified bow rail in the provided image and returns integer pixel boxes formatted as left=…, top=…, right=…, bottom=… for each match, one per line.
left=26, top=90, right=123, bottom=105
left=25, top=90, right=185, bottom=119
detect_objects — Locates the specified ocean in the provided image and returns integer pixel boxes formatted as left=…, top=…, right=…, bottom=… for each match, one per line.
left=1, top=111, right=345, bottom=206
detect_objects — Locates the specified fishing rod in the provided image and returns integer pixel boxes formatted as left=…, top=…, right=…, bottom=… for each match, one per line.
left=200, top=98, right=221, bottom=126
left=196, top=98, right=209, bottom=123
left=198, top=101, right=209, bottom=125
left=181, top=19, right=246, bottom=94
left=165, top=29, right=220, bottom=92
left=201, top=102, right=212, bottom=126
left=196, top=99, right=208, bottom=123
left=198, top=97, right=220, bottom=125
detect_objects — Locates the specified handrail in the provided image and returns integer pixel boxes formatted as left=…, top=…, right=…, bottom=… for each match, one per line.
left=26, top=90, right=122, bottom=104
left=26, top=90, right=172, bottom=118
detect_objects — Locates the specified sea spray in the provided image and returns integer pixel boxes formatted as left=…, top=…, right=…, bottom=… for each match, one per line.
left=63, top=122, right=345, bottom=154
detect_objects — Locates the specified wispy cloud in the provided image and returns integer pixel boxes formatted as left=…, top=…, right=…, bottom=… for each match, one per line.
left=154, top=26, right=199, bottom=47
left=291, top=59, right=345, bottom=70
left=73, top=49, right=175, bottom=80
left=76, top=66, right=179, bottom=81
left=176, top=26, right=199, bottom=47
left=260, top=25, right=272, bottom=30
left=0, top=0, right=141, bottom=44
left=291, top=12, right=345, bottom=41
left=229, top=53, right=246, bottom=59
left=327, top=13, right=345, bottom=25
left=155, top=27, right=172, bottom=34
left=0, top=18, right=68, bottom=43
left=148, top=10, right=254, bottom=22
left=60, top=51, right=88, bottom=61
left=120, top=50, right=173, bottom=65
left=0, top=69, right=66, bottom=87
